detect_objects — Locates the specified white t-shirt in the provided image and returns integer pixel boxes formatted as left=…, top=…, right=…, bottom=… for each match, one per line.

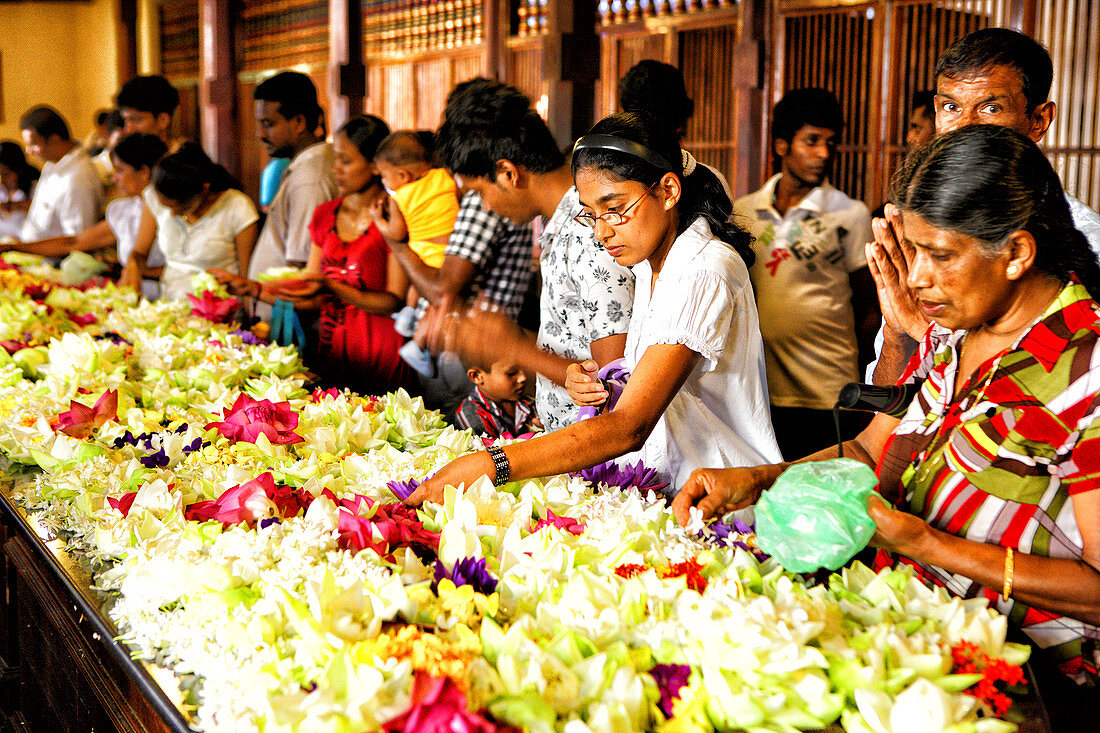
left=625, top=217, right=782, bottom=494
left=537, top=186, right=635, bottom=431
left=21, top=145, right=103, bottom=241
left=0, top=188, right=28, bottom=240
left=143, top=186, right=258, bottom=301
left=108, top=193, right=165, bottom=301
left=735, top=174, right=873, bottom=410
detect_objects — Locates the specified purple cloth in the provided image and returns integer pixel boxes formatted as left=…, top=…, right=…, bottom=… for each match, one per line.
left=576, top=358, right=631, bottom=421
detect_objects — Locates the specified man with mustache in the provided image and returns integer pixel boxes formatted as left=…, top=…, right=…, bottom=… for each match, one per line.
left=246, top=71, right=336, bottom=320
left=734, top=88, right=878, bottom=460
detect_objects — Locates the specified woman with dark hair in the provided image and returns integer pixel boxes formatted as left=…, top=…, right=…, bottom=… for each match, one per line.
left=0, top=134, right=168, bottom=299
left=408, top=111, right=780, bottom=505
left=122, top=142, right=258, bottom=301
left=213, top=115, right=410, bottom=393
left=673, top=125, right=1100, bottom=712
left=0, top=141, right=39, bottom=238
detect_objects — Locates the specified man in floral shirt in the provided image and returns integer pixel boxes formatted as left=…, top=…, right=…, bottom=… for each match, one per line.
left=435, top=79, right=634, bottom=431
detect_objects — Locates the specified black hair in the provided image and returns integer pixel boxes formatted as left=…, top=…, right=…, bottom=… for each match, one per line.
left=153, top=142, right=241, bottom=204
left=374, top=130, right=436, bottom=167
left=254, top=71, right=324, bottom=134
left=105, top=109, right=125, bottom=134
left=936, top=28, right=1052, bottom=113
left=618, top=60, right=694, bottom=139
left=771, top=88, right=844, bottom=143
left=891, top=125, right=1100, bottom=299
left=436, top=78, right=565, bottom=180
left=571, top=111, right=753, bottom=267
left=95, top=109, right=112, bottom=127
left=0, top=141, right=40, bottom=196
left=337, top=114, right=391, bottom=161
left=111, top=133, right=168, bottom=172
left=19, top=105, right=71, bottom=141
left=115, top=75, right=180, bottom=116
left=912, top=90, right=935, bottom=120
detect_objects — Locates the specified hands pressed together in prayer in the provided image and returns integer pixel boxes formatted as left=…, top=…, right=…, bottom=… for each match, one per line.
left=865, top=203, right=929, bottom=342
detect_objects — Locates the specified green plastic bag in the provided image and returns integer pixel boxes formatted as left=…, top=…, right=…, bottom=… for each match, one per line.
left=755, top=458, right=878, bottom=573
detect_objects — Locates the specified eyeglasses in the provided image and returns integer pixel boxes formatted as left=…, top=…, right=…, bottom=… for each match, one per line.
left=572, top=182, right=658, bottom=229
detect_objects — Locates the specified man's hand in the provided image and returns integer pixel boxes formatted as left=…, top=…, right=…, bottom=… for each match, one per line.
left=209, top=268, right=258, bottom=298
left=866, top=204, right=928, bottom=341
left=670, top=467, right=766, bottom=526
left=566, top=360, right=608, bottom=408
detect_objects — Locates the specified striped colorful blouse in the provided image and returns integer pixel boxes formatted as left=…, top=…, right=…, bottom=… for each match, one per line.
left=876, top=280, right=1100, bottom=685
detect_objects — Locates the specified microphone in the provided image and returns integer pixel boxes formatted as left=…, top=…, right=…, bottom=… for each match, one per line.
left=836, top=381, right=924, bottom=419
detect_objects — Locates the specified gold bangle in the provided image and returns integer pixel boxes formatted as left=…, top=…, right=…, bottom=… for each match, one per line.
left=1002, top=546, right=1014, bottom=601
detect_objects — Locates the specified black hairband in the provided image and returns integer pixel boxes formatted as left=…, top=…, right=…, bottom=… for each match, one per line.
left=572, top=134, right=677, bottom=172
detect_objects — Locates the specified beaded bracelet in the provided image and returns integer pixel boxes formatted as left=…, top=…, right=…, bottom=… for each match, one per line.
left=487, top=446, right=510, bottom=487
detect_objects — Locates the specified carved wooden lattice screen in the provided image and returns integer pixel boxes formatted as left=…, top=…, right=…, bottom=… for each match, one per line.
left=779, top=5, right=877, bottom=204
left=160, top=0, right=199, bottom=82
left=680, top=25, right=740, bottom=186
left=237, top=0, right=329, bottom=74
left=1035, top=0, right=1100, bottom=211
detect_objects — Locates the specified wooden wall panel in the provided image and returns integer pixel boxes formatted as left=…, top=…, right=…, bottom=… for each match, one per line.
left=507, top=43, right=546, bottom=105
left=1035, top=0, right=1100, bottom=211
left=237, top=0, right=329, bottom=74
left=680, top=25, right=738, bottom=187
left=415, top=57, right=453, bottom=128
left=453, top=49, right=488, bottom=83
left=160, top=0, right=199, bottom=82
left=382, top=63, right=418, bottom=129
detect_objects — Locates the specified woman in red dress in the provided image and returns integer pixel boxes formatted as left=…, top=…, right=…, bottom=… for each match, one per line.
left=216, top=115, right=411, bottom=393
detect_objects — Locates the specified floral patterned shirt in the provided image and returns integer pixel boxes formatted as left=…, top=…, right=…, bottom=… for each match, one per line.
left=536, top=187, right=634, bottom=431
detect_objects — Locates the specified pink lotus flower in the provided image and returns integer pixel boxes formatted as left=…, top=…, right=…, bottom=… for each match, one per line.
left=57, top=390, right=118, bottom=438
left=382, top=673, right=505, bottom=733
left=66, top=312, right=97, bottom=326
left=185, top=472, right=278, bottom=525
left=187, top=290, right=239, bottom=323
left=311, top=387, right=341, bottom=402
left=107, top=491, right=137, bottom=517
left=0, top=341, right=28, bottom=355
left=531, top=508, right=585, bottom=535
left=336, top=496, right=440, bottom=561
left=204, top=394, right=303, bottom=445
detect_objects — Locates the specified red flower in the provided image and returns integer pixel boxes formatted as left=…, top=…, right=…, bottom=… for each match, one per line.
left=57, top=390, right=119, bottom=438
left=949, top=641, right=1025, bottom=717
left=107, top=491, right=137, bottom=517
left=661, top=557, right=708, bottom=594
left=336, top=497, right=440, bottom=561
left=185, top=473, right=278, bottom=525
left=267, top=483, right=315, bottom=518
left=205, top=394, right=303, bottom=445
left=615, top=563, right=648, bottom=579
left=381, top=672, right=505, bottom=733
left=66, top=312, right=97, bottom=326
left=187, top=290, right=239, bottom=323
left=530, top=509, right=586, bottom=535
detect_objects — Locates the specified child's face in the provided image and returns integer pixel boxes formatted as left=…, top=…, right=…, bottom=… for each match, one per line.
left=373, top=158, right=410, bottom=195
left=473, top=361, right=527, bottom=403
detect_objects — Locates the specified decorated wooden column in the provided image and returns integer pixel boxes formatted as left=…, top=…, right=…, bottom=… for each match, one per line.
left=199, top=0, right=237, bottom=172
left=543, top=0, right=599, bottom=144
left=328, top=0, right=366, bottom=131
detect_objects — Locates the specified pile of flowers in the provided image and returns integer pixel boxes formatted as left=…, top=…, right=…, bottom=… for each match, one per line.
left=0, top=262, right=1029, bottom=732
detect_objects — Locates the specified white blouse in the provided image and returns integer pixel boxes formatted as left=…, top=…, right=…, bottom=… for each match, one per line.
left=144, top=187, right=258, bottom=301
left=625, top=217, right=782, bottom=495
left=108, top=194, right=165, bottom=301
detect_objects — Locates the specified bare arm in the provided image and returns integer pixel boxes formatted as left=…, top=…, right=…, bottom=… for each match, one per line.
left=234, top=222, right=258, bottom=277
left=408, top=343, right=699, bottom=506
left=324, top=250, right=408, bottom=316
left=670, top=411, right=899, bottom=525
left=0, top=218, right=117, bottom=257
left=869, top=488, right=1100, bottom=626
left=119, top=204, right=157, bottom=291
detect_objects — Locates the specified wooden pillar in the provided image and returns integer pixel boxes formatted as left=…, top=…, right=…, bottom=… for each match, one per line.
left=199, top=0, right=237, bottom=172
left=136, top=0, right=161, bottom=75
left=543, top=0, right=599, bottom=145
left=730, top=0, right=768, bottom=196
left=329, top=0, right=366, bottom=131
left=115, top=0, right=139, bottom=83
left=484, top=0, right=508, bottom=81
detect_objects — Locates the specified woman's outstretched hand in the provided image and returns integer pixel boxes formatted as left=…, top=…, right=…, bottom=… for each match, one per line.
left=670, top=467, right=766, bottom=526
left=566, top=360, right=608, bottom=408
left=405, top=451, right=494, bottom=507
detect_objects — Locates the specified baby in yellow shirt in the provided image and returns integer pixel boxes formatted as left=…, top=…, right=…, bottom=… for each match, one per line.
left=372, top=131, right=459, bottom=271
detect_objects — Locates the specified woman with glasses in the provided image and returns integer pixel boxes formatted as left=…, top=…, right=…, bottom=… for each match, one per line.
left=407, top=112, right=780, bottom=506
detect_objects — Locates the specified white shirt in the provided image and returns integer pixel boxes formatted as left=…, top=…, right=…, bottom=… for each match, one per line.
left=21, top=145, right=103, bottom=241
left=108, top=192, right=164, bottom=301
left=537, top=186, right=635, bottom=431
left=248, top=142, right=336, bottom=279
left=144, top=187, right=258, bottom=301
left=625, top=218, right=782, bottom=494
left=735, top=174, right=872, bottom=410
left=0, top=188, right=28, bottom=240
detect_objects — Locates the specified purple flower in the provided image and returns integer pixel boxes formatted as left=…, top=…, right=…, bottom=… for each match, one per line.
left=697, top=519, right=769, bottom=561
left=112, top=430, right=140, bottom=448
left=650, top=663, right=691, bottom=718
left=231, top=328, right=266, bottom=346
left=259, top=517, right=282, bottom=530
left=140, top=448, right=170, bottom=468
left=431, top=557, right=497, bottom=595
left=578, top=460, right=669, bottom=495
left=387, top=478, right=421, bottom=501
left=184, top=437, right=204, bottom=453
left=94, top=332, right=131, bottom=345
